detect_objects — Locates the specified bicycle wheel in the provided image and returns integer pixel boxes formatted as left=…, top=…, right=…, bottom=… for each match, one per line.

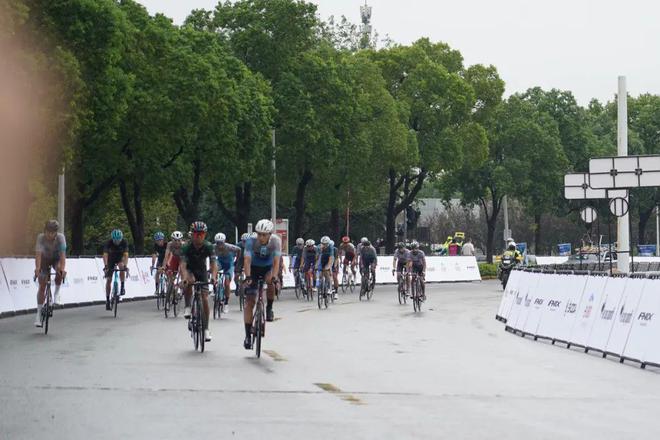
left=199, top=304, right=205, bottom=353
left=295, top=276, right=301, bottom=299
left=349, top=274, right=355, bottom=293
left=398, top=278, right=404, bottom=305
left=341, top=272, right=347, bottom=293
left=317, top=281, right=323, bottom=309
left=213, top=293, right=219, bottom=320
left=367, top=275, right=374, bottom=301
left=324, top=287, right=329, bottom=309
left=254, top=306, right=262, bottom=358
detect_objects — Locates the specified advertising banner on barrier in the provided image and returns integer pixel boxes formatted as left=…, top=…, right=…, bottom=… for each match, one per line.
left=61, top=257, right=104, bottom=305
left=622, top=278, right=660, bottom=364
left=546, top=273, right=588, bottom=344
left=497, top=269, right=522, bottom=322
left=557, top=244, right=572, bottom=256
left=604, top=277, right=646, bottom=358
left=425, top=257, right=481, bottom=282
left=522, top=273, right=556, bottom=337
left=0, top=261, right=14, bottom=314
left=585, top=276, right=627, bottom=353
left=535, top=273, right=574, bottom=341
left=1, top=257, right=38, bottom=311
left=637, top=245, right=657, bottom=257
left=507, top=272, right=541, bottom=332
left=95, top=257, right=146, bottom=299
left=568, top=275, right=609, bottom=348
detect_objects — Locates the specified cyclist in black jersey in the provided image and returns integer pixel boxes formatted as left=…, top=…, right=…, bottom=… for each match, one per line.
left=103, top=229, right=129, bottom=311
left=180, top=221, right=217, bottom=343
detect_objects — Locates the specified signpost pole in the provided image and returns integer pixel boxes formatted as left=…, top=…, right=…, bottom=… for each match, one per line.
left=271, top=129, right=277, bottom=224
left=656, top=205, right=660, bottom=257
left=617, top=76, right=630, bottom=273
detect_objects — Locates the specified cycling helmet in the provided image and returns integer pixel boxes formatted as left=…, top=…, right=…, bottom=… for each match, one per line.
left=296, top=238, right=304, bottom=246
left=214, top=232, right=226, bottom=243
left=360, top=237, right=368, bottom=244
left=397, top=242, right=405, bottom=249
left=44, top=220, right=59, bottom=232
left=171, top=231, right=183, bottom=240
left=111, top=229, right=123, bottom=241
left=342, top=236, right=350, bottom=243
left=250, top=232, right=257, bottom=238
left=320, top=236, right=330, bottom=245
left=255, top=219, right=274, bottom=233
left=306, top=239, right=315, bottom=247
left=364, top=240, right=371, bottom=247
left=190, top=221, right=207, bottom=233
left=241, top=233, right=250, bottom=241
left=154, top=231, right=165, bottom=241
left=411, top=241, right=419, bottom=249
left=330, top=240, right=335, bottom=246
left=508, top=242, right=517, bottom=251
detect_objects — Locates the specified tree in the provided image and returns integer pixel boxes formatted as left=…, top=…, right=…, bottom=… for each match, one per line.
left=373, top=40, right=491, bottom=252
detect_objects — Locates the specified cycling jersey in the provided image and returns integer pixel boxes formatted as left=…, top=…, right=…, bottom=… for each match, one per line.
left=153, top=242, right=167, bottom=266
left=340, top=242, right=356, bottom=257
left=215, top=243, right=241, bottom=276
left=104, top=239, right=128, bottom=260
left=181, top=241, right=215, bottom=281
left=36, top=233, right=66, bottom=261
left=393, top=248, right=411, bottom=262
left=359, top=245, right=377, bottom=266
left=301, top=246, right=317, bottom=272
left=290, top=245, right=304, bottom=269
left=332, top=246, right=339, bottom=270
left=319, top=244, right=334, bottom=268
left=166, top=240, right=183, bottom=257
left=245, top=235, right=282, bottom=268
left=410, top=250, right=426, bottom=273
left=235, top=241, right=246, bottom=271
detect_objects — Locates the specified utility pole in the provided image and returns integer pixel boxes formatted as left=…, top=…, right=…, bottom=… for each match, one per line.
left=57, top=166, right=65, bottom=233
left=503, top=195, right=511, bottom=247
left=617, top=76, right=630, bottom=273
left=271, top=129, right=276, bottom=224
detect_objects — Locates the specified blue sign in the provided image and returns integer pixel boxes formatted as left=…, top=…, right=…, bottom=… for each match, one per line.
left=557, top=243, right=572, bottom=256
left=516, top=242, right=527, bottom=255
left=638, top=245, right=657, bottom=257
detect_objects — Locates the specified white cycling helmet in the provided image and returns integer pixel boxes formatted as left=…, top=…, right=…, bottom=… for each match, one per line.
left=241, top=233, right=250, bottom=241
left=296, top=237, right=304, bottom=246
left=214, top=232, right=226, bottom=243
left=255, top=219, right=274, bottom=234
left=320, top=236, right=330, bottom=245
left=250, top=232, right=257, bottom=238
left=329, top=240, right=335, bottom=247
left=171, top=231, right=183, bottom=240
left=306, top=239, right=315, bottom=246
left=360, top=237, right=368, bottom=244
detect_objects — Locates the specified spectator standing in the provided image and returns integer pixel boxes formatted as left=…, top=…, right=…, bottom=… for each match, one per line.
left=461, top=238, right=475, bottom=256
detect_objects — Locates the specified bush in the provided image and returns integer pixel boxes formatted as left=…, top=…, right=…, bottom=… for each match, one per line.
left=479, top=263, right=498, bottom=279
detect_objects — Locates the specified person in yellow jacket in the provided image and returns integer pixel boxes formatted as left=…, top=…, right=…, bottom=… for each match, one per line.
left=503, top=241, right=523, bottom=264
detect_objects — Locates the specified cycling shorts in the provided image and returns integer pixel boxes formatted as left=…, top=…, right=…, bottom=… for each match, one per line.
left=343, top=254, right=355, bottom=264
left=303, top=259, right=316, bottom=273
left=396, top=261, right=407, bottom=273
left=246, top=265, right=272, bottom=296
left=167, top=255, right=181, bottom=273
left=218, top=259, right=234, bottom=277
left=105, top=256, right=125, bottom=278
left=411, top=264, right=424, bottom=275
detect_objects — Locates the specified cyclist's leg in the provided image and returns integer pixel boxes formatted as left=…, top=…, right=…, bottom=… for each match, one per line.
left=224, top=269, right=233, bottom=304
left=265, top=267, right=276, bottom=319
left=117, top=262, right=126, bottom=294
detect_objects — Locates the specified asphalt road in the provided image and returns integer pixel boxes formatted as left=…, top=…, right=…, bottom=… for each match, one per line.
left=1, top=281, right=659, bottom=440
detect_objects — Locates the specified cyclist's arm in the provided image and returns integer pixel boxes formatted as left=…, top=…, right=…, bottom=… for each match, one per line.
left=59, top=250, right=66, bottom=273
left=272, top=255, right=281, bottom=281
left=34, top=251, right=42, bottom=276
left=102, top=252, right=109, bottom=268
left=179, top=259, right=192, bottom=282
left=243, top=254, right=252, bottom=278
left=164, top=249, right=171, bottom=268
left=209, top=258, right=218, bottom=284
left=151, top=251, right=158, bottom=268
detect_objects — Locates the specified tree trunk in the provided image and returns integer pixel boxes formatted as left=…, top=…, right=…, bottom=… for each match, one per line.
left=70, top=196, right=85, bottom=256
left=534, top=213, right=542, bottom=255
left=293, top=170, right=313, bottom=239
left=638, top=207, right=654, bottom=245
left=486, top=218, right=496, bottom=264
left=118, top=178, right=146, bottom=254
left=329, top=208, right=339, bottom=240
left=385, top=169, right=399, bottom=254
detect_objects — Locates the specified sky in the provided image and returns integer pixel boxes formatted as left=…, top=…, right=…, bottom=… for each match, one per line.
left=139, top=0, right=660, bottom=105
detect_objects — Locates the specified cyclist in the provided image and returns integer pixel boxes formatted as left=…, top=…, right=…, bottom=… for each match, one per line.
left=103, top=229, right=129, bottom=311
left=163, top=231, right=184, bottom=303
left=359, top=239, right=378, bottom=289
left=356, top=236, right=368, bottom=269
left=180, top=221, right=217, bottom=342
left=317, top=236, right=336, bottom=299
left=33, top=220, right=66, bottom=326
left=330, top=240, right=339, bottom=295
left=151, top=231, right=167, bottom=295
left=214, top=232, right=242, bottom=313
left=408, top=241, right=426, bottom=300
left=393, top=242, right=411, bottom=296
left=339, top=236, right=357, bottom=278
left=242, top=219, right=282, bottom=349
left=301, top=239, right=318, bottom=293
left=234, top=232, right=250, bottom=289
left=289, top=238, right=304, bottom=288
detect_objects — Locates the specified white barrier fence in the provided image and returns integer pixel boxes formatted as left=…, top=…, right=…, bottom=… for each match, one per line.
left=0, top=255, right=480, bottom=316
left=496, top=269, right=660, bottom=369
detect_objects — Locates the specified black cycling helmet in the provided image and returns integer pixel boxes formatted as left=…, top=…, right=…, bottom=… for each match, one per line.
left=397, top=242, right=405, bottom=249
left=44, top=219, right=59, bottom=232
left=190, top=221, right=208, bottom=233
left=364, top=240, right=371, bottom=247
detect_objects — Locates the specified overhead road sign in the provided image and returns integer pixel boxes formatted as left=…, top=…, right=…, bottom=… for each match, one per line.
left=564, top=173, right=627, bottom=200
left=589, top=155, right=660, bottom=189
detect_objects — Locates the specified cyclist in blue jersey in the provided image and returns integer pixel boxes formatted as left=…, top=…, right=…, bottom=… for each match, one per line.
left=242, top=219, right=282, bottom=349
left=214, top=232, right=242, bottom=313
left=317, top=236, right=336, bottom=300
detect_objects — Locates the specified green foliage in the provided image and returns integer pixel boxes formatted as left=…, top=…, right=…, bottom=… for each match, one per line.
left=478, top=263, right=498, bottom=278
